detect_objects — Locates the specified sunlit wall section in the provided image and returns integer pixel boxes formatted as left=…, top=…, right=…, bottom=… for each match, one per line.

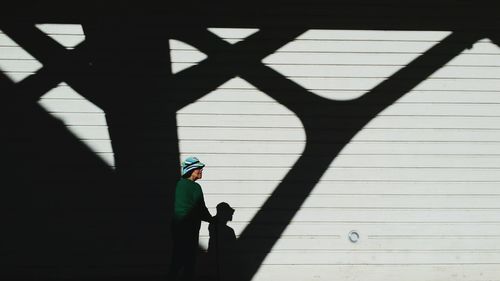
left=0, top=29, right=42, bottom=82
left=177, top=76, right=306, bottom=250
left=254, top=30, right=500, bottom=280
left=263, top=30, right=452, bottom=100
left=169, top=39, right=207, bottom=74
left=175, top=28, right=305, bottom=255
left=34, top=24, right=115, bottom=167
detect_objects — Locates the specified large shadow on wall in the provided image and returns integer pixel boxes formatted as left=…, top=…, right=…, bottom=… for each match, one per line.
left=171, top=28, right=485, bottom=281
left=0, top=10, right=178, bottom=281
left=1, top=2, right=497, bottom=281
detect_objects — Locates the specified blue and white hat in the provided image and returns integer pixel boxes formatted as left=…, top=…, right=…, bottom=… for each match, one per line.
left=181, top=156, right=205, bottom=176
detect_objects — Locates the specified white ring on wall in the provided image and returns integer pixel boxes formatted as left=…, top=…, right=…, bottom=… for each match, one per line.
left=348, top=231, right=360, bottom=243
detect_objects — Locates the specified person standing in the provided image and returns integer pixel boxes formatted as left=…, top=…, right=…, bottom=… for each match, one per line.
left=168, top=156, right=214, bottom=281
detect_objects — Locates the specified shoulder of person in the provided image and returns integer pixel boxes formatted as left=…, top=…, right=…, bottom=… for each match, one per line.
left=191, top=180, right=202, bottom=189
left=193, top=180, right=203, bottom=188
left=182, top=178, right=202, bottom=189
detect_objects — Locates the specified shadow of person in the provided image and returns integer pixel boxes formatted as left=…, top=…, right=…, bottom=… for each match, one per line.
left=200, top=202, right=237, bottom=281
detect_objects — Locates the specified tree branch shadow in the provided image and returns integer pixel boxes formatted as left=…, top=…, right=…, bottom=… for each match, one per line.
left=0, top=8, right=490, bottom=281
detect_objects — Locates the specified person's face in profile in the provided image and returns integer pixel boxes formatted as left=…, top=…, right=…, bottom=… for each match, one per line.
left=191, top=168, right=203, bottom=181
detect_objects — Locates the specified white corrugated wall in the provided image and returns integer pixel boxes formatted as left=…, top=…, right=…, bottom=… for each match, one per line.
left=176, top=28, right=500, bottom=281
left=3, top=24, right=500, bottom=280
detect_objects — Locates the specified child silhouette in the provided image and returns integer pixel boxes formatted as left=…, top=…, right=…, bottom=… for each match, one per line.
left=208, top=202, right=236, bottom=281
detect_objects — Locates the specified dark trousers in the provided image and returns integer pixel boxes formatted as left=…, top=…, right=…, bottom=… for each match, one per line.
left=168, top=222, right=200, bottom=281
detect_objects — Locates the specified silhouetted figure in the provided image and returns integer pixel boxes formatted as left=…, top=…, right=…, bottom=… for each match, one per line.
left=207, top=202, right=237, bottom=281
left=169, top=157, right=214, bottom=281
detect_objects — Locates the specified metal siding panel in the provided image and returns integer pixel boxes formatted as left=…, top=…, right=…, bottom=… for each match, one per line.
left=250, top=265, right=500, bottom=281
left=176, top=27, right=500, bottom=279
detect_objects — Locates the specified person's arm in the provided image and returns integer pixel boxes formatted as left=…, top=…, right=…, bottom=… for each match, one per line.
left=200, top=197, right=215, bottom=223
left=195, top=184, right=214, bottom=223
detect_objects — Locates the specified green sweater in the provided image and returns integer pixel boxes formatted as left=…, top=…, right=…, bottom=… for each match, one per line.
left=173, top=178, right=212, bottom=225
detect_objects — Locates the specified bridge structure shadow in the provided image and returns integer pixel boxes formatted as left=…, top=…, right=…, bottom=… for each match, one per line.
left=1, top=1, right=499, bottom=280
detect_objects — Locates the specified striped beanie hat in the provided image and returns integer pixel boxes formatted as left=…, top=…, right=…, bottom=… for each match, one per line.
left=181, top=156, right=205, bottom=176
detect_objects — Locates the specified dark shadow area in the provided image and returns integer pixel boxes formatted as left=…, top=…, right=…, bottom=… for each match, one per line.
left=195, top=202, right=236, bottom=281
left=1, top=2, right=497, bottom=281
left=1, top=10, right=177, bottom=281
left=168, top=218, right=206, bottom=281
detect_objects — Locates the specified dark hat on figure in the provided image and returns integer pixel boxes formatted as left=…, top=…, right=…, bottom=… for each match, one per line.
left=181, top=156, right=205, bottom=176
